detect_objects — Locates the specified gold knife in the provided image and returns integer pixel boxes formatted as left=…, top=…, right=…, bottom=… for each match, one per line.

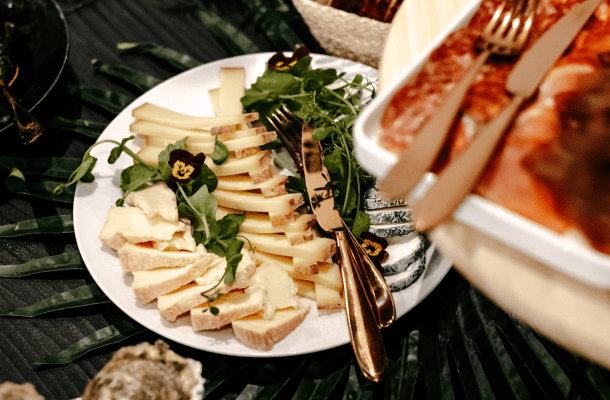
left=301, top=122, right=387, bottom=382
left=413, top=0, right=604, bottom=231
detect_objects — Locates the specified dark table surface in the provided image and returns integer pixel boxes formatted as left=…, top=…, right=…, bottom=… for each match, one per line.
left=0, top=1, right=608, bottom=399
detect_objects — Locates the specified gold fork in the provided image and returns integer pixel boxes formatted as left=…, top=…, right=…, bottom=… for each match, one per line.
left=270, top=106, right=396, bottom=330
left=379, top=0, right=538, bottom=199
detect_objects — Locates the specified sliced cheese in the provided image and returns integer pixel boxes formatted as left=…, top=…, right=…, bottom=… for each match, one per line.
left=217, top=207, right=315, bottom=234
left=130, top=120, right=211, bottom=142
left=132, top=102, right=258, bottom=129
left=239, top=232, right=336, bottom=262
left=284, top=230, right=313, bottom=245
left=146, top=132, right=277, bottom=155
left=252, top=250, right=318, bottom=275
left=208, top=87, right=219, bottom=116
left=131, top=120, right=262, bottom=143
left=213, top=190, right=303, bottom=214
left=232, top=306, right=310, bottom=351
left=190, top=286, right=266, bottom=331
left=205, top=151, right=272, bottom=177
left=216, top=174, right=288, bottom=197
left=315, top=283, right=344, bottom=310
left=124, top=182, right=178, bottom=221
left=249, top=262, right=300, bottom=319
left=157, top=249, right=256, bottom=321
left=136, top=145, right=164, bottom=167
left=293, top=279, right=316, bottom=301
left=99, top=206, right=186, bottom=250
left=252, top=251, right=342, bottom=290
left=217, top=67, right=245, bottom=116
left=132, top=255, right=216, bottom=304
left=118, top=243, right=207, bottom=272
left=153, top=222, right=197, bottom=252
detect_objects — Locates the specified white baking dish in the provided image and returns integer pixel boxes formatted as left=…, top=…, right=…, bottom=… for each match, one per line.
left=353, top=0, right=610, bottom=288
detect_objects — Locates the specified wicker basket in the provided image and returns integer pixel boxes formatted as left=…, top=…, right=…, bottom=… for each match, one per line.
left=292, top=0, right=391, bottom=68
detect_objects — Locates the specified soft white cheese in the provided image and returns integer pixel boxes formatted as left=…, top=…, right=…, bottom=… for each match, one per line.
left=153, top=222, right=197, bottom=252
left=124, top=182, right=179, bottom=221
left=249, top=262, right=300, bottom=319
left=99, top=206, right=186, bottom=250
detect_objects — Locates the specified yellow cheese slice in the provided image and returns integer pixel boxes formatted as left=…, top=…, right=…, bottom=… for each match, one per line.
left=239, top=232, right=336, bottom=262
left=217, top=67, right=246, bottom=116
left=213, top=190, right=303, bottom=214
left=315, top=283, right=344, bottom=310
left=205, top=151, right=272, bottom=177
left=216, top=174, right=288, bottom=197
left=190, top=286, right=266, bottom=331
left=132, top=102, right=258, bottom=129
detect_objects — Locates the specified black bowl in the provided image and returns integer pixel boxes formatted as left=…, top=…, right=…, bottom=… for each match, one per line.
left=0, top=0, right=70, bottom=133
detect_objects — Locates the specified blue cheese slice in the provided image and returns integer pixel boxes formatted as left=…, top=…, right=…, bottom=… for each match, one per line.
left=364, top=187, right=406, bottom=210
left=366, top=206, right=412, bottom=225
left=384, top=256, right=426, bottom=292
left=382, top=235, right=427, bottom=276
left=368, top=222, right=415, bottom=238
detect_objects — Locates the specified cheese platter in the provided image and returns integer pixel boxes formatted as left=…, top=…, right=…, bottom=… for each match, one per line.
left=73, top=53, right=452, bottom=357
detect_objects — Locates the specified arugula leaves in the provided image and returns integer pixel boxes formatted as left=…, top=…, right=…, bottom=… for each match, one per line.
left=242, top=55, right=376, bottom=237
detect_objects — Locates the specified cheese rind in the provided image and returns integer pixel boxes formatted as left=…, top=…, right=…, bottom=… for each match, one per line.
left=315, top=283, right=344, bottom=310
left=232, top=306, right=310, bottom=351
left=157, top=250, right=256, bottom=321
left=216, top=174, right=288, bottom=195
left=218, top=208, right=316, bottom=234
left=213, top=190, right=303, bottom=214
left=132, top=255, right=216, bottom=304
left=190, top=287, right=266, bottom=331
left=205, top=151, right=273, bottom=177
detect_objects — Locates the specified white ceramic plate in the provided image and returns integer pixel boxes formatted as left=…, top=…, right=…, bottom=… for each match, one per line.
left=73, top=53, right=452, bottom=357
left=353, top=0, right=610, bottom=289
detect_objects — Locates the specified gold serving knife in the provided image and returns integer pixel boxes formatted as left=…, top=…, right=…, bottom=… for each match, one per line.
left=301, top=122, right=387, bottom=382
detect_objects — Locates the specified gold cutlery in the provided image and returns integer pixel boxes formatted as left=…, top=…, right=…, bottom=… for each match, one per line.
left=412, top=0, right=604, bottom=231
left=271, top=105, right=396, bottom=329
left=380, top=0, right=537, bottom=199
left=301, top=121, right=388, bottom=382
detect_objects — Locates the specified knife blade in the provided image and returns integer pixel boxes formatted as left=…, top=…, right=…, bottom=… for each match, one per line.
left=412, top=0, right=603, bottom=231
left=301, top=122, right=387, bottom=382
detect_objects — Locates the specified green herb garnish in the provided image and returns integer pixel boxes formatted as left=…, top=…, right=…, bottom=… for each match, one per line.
left=55, top=136, right=244, bottom=287
left=242, top=54, right=376, bottom=237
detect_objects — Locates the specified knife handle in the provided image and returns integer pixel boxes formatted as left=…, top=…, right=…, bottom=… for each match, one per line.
left=341, top=220, right=396, bottom=328
left=379, top=50, right=491, bottom=199
left=334, top=229, right=386, bottom=382
left=413, top=95, right=525, bottom=231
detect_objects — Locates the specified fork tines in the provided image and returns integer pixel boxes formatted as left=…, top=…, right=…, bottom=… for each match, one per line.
left=267, top=105, right=305, bottom=174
